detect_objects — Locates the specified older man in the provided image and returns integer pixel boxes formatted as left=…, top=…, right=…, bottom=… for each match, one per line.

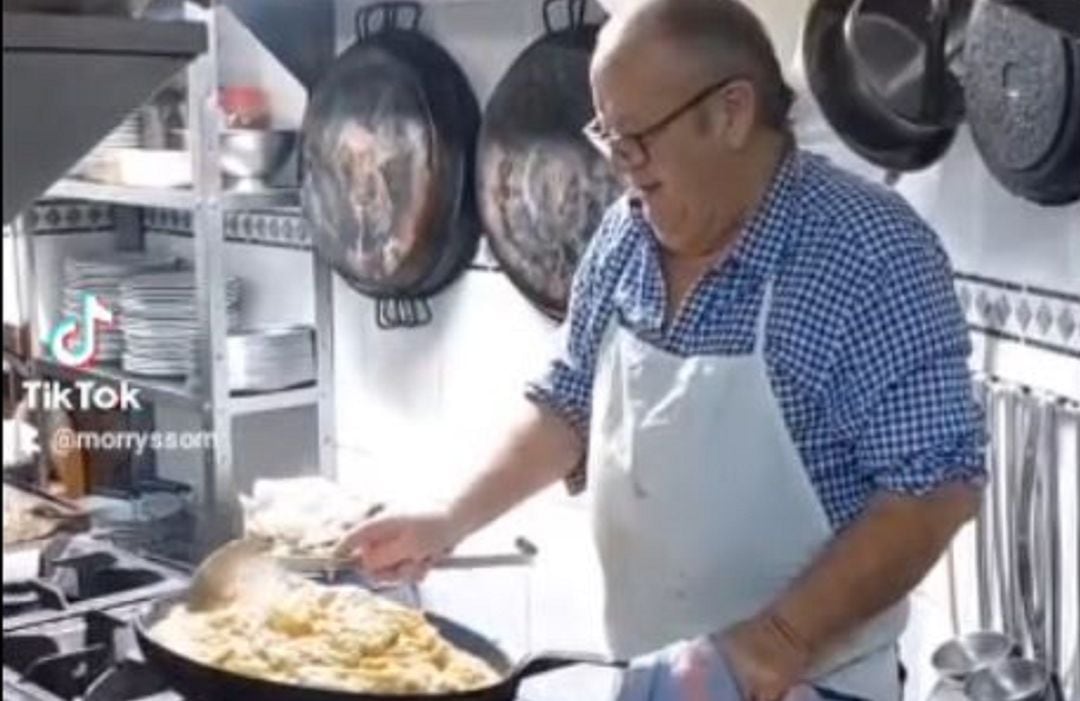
left=339, top=0, right=985, bottom=699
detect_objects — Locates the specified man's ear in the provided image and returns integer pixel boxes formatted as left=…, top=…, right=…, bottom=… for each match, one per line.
left=719, top=80, right=757, bottom=150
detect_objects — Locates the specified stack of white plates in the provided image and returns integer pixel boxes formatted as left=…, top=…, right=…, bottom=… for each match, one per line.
left=61, top=253, right=179, bottom=362
left=119, top=272, right=242, bottom=377
left=227, top=326, right=315, bottom=393
left=99, top=114, right=142, bottom=149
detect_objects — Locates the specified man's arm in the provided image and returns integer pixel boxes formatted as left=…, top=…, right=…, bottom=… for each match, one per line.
left=721, top=222, right=986, bottom=700
left=720, top=484, right=981, bottom=701
left=772, top=482, right=980, bottom=655
left=444, top=402, right=585, bottom=543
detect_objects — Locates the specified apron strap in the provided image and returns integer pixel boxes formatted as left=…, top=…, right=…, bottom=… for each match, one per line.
left=754, top=279, right=776, bottom=355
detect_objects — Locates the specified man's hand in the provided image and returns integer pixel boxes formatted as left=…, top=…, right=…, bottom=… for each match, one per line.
left=335, top=509, right=465, bottom=582
left=716, top=614, right=813, bottom=701
left=614, top=635, right=821, bottom=701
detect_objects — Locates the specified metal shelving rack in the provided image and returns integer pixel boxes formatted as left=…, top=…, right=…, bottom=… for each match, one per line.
left=8, top=1, right=333, bottom=553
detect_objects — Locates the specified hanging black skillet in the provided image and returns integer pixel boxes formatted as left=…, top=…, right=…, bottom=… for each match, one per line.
left=963, top=0, right=1080, bottom=205
left=476, top=0, right=621, bottom=321
left=302, top=2, right=480, bottom=329
left=802, top=0, right=969, bottom=174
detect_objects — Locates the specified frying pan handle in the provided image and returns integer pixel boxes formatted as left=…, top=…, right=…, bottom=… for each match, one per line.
left=376, top=299, right=398, bottom=329
left=543, top=0, right=588, bottom=35
left=512, top=650, right=627, bottom=682
left=921, top=0, right=951, bottom=119
left=355, top=1, right=423, bottom=40
left=375, top=298, right=433, bottom=330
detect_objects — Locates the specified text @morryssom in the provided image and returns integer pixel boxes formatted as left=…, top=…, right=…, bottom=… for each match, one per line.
left=48, top=427, right=216, bottom=457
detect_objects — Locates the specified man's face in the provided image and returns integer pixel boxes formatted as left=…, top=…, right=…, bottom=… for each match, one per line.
left=591, top=45, right=750, bottom=256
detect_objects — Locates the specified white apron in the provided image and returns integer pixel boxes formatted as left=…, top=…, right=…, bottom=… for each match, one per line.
left=589, top=281, right=909, bottom=700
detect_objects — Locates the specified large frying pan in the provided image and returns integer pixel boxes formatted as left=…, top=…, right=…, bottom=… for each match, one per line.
left=134, top=592, right=622, bottom=701
left=302, top=2, right=480, bottom=328
left=963, top=0, right=1080, bottom=205
left=476, top=0, right=621, bottom=320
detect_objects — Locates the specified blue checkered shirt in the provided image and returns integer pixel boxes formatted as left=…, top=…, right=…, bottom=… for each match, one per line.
left=526, top=149, right=985, bottom=529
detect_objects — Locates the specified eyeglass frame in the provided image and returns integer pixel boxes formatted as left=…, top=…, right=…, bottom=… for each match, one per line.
left=582, top=75, right=747, bottom=168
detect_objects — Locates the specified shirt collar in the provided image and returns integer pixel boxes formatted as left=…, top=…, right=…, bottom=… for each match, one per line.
left=625, top=146, right=805, bottom=283
left=724, top=146, right=804, bottom=281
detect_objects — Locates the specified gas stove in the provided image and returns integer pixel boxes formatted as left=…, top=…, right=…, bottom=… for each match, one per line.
left=2, top=600, right=179, bottom=701
left=1, top=539, right=556, bottom=701
left=3, top=536, right=188, bottom=632
left=2, top=536, right=190, bottom=701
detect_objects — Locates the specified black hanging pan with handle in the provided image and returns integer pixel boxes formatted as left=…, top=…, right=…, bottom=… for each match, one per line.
left=802, top=0, right=969, bottom=174
left=302, top=2, right=480, bottom=329
left=963, top=0, right=1080, bottom=205
left=134, top=592, right=623, bottom=701
left=476, top=0, right=621, bottom=320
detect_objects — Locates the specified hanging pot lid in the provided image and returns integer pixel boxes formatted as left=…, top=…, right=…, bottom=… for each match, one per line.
left=964, top=0, right=1080, bottom=205
left=476, top=0, right=621, bottom=320
left=989, top=0, right=1080, bottom=39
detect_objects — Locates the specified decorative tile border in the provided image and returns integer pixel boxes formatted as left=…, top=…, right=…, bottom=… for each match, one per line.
left=142, top=208, right=311, bottom=250
left=955, top=272, right=1080, bottom=359
left=24, top=203, right=114, bottom=233
left=19, top=204, right=1079, bottom=363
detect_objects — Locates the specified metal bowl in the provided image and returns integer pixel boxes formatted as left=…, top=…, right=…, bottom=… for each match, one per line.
left=931, top=632, right=1017, bottom=683
left=964, top=658, right=1051, bottom=701
left=170, top=129, right=297, bottom=181
left=219, top=129, right=296, bottom=180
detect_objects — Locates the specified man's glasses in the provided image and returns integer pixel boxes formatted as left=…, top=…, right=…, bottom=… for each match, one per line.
left=583, top=76, right=744, bottom=169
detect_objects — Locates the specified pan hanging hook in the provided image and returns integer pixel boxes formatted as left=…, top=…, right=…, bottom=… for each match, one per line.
left=356, top=1, right=423, bottom=41
left=543, top=0, right=585, bottom=35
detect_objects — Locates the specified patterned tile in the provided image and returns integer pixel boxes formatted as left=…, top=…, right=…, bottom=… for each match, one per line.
left=26, top=203, right=113, bottom=233
left=955, top=273, right=1080, bottom=358
left=141, top=208, right=310, bottom=250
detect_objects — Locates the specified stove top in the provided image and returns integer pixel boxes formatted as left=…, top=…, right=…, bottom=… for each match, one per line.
left=2, top=538, right=548, bottom=701
left=3, top=536, right=188, bottom=632
left=2, top=595, right=179, bottom=700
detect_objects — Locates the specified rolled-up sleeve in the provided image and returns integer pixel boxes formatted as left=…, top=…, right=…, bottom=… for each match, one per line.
left=840, top=227, right=986, bottom=495
left=525, top=207, right=623, bottom=493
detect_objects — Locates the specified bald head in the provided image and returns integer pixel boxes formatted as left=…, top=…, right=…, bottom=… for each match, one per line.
left=593, top=0, right=793, bottom=130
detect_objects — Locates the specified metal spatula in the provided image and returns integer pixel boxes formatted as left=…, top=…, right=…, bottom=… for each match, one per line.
left=187, top=538, right=282, bottom=612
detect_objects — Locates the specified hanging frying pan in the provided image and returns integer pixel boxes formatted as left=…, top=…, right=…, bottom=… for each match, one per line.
left=802, top=0, right=969, bottom=174
left=134, top=592, right=623, bottom=701
left=963, top=0, right=1080, bottom=205
left=476, top=0, right=621, bottom=320
left=302, top=2, right=480, bottom=328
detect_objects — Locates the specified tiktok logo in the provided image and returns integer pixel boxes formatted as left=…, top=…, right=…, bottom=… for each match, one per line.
left=44, top=293, right=114, bottom=367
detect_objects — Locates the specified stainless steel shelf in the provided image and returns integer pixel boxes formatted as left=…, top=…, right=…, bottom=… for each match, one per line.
left=44, top=179, right=300, bottom=212
left=229, top=385, right=318, bottom=416
left=32, top=358, right=317, bottom=415
left=3, top=11, right=207, bottom=223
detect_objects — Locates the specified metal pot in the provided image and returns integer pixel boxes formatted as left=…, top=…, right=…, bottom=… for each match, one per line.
left=964, top=658, right=1052, bottom=701
left=932, top=632, right=1019, bottom=683
left=171, top=128, right=297, bottom=181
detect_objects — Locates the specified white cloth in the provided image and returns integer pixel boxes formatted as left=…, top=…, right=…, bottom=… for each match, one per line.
left=588, top=281, right=908, bottom=700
